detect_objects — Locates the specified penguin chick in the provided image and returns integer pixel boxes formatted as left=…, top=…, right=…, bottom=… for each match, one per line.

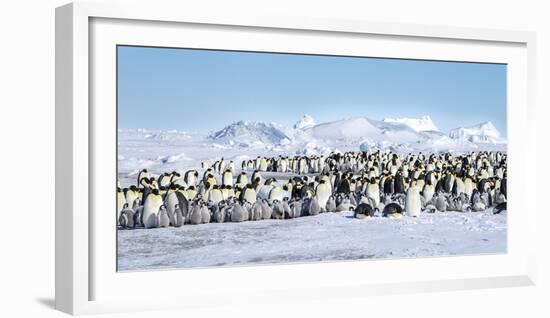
left=308, top=197, right=321, bottom=216
left=157, top=206, right=170, bottom=227
left=173, top=204, right=184, bottom=227
left=325, top=196, right=337, bottom=212
left=435, top=195, right=449, bottom=212
left=118, top=203, right=135, bottom=229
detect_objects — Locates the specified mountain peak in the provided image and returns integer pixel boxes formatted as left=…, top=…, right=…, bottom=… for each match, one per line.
left=294, top=114, right=316, bottom=129
left=449, top=121, right=504, bottom=144
left=208, top=120, right=292, bottom=147
left=382, top=116, right=439, bottom=132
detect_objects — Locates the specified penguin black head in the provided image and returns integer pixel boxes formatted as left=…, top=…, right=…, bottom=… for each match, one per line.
left=188, top=185, right=195, bottom=190
left=169, top=184, right=177, bottom=190
left=142, top=169, right=148, bottom=173
left=152, top=189, right=160, bottom=195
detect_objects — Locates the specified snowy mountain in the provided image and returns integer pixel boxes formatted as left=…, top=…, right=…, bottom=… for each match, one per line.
left=294, top=114, right=316, bottom=129
left=208, top=120, right=294, bottom=147
left=382, top=115, right=439, bottom=132
left=449, top=121, right=505, bottom=144
left=306, top=117, right=422, bottom=142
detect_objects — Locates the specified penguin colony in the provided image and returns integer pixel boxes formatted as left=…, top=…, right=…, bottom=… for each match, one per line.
left=117, top=151, right=507, bottom=229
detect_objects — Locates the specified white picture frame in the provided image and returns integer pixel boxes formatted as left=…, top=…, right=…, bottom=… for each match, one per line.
left=55, top=1, right=537, bottom=315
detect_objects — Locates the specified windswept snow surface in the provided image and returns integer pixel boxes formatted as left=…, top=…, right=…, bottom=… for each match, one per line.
left=118, top=210, right=506, bottom=271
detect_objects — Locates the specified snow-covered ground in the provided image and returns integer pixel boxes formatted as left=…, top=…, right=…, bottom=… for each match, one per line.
left=118, top=209, right=506, bottom=271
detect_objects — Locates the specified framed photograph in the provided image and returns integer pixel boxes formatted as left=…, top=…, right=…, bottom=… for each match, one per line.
left=56, top=2, right=537, bottom=315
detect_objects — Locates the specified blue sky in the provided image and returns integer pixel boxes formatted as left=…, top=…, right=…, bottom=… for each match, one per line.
left=118, top=46, right=507, bottom=136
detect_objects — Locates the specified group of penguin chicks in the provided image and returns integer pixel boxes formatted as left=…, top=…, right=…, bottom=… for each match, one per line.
left=117, top=150, right=507, bottom=229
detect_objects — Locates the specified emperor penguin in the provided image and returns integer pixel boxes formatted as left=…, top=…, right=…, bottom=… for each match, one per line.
left=204, top=174, right=217, bottom=188
left=208, top=185, right=224, bottom=204
left=365, top=178, right=380, bottom=209
left=259, top=157, right=268, bottom=172
left=453, top=177, right=465, bottom=196
left=325, top=195, right=337, bottom=212
left=257, top=184, right=274, bottom=200
left=290, top=199, right=302, bottom=218
left=142, top=189, right=163, bottom=228
left=422, top=181, right=435, bottom=204
left=184, top=170, right=199, bottom=187
left=240, top=184, right=257, bottom=204
left=172, top=204, right=184, bottom=227
left=282, top=198, right=293, bottom=218
left=435, top=194, right=449, bottom=212
left=250, top=200, right=263, bottom=221
left=272, top=200, right=285, bottom=219
left=260, top=199, right=273, bottom=219
left=200, top=203, right=211, bottom=224
left=251, top=170, right=263, bottom=185
left=383, top=202, right=403, bottom=219
left=118, top=203, right=135, bottom=228
left=236, top=172, right=248, bottom=186
left=405, top=186, right=421, bottom=217
left=188, top=201, right=203, bottom=225
left=185, top=186, right=198, bottom=200
left=231, top=202, right=248, bottom=222
left=464, top=176, right=475, bottom=198
left=394, top=172, right=405, bottom=194
left=124, top=185, right=139, bottom=209
left=117, top=187, right=127, bottom=220
left=354, top=203, right=374, bottom=219
left=315, top=180, right=331, bottom=212
left=158, top=172, right=171, bottom=188
left=137, top=169, right=150, bottom=187
left=268, top=186, right=284, bottom=202
left=157, top=206, right=170, bottom=227
left=211, top=202, right=225, bottom=223
left=308, top=197, right=321, bottom=216
left=133, top=204, right=144, bottom=228
left=164, top=185, right=179, bottom=224
left=222, top=169, right=234, bottom=186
